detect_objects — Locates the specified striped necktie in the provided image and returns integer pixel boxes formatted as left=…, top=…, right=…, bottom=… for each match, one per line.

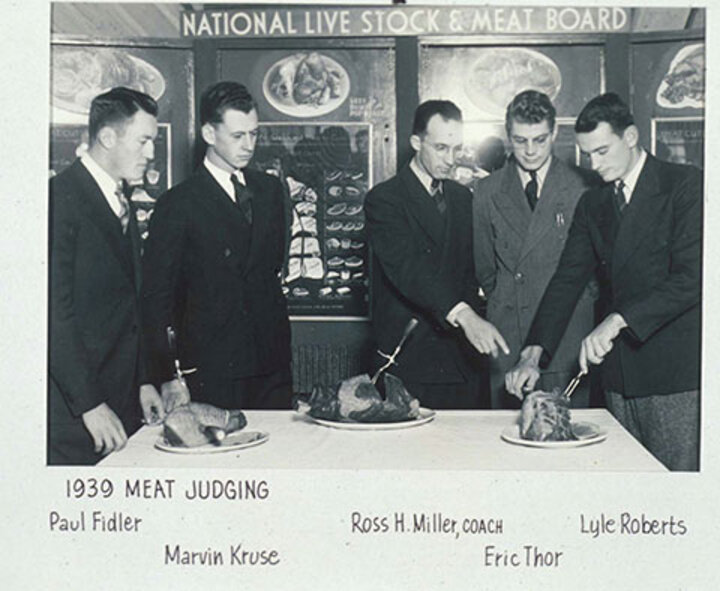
left=614, top=179, right=627, bottom=214
left=115, top=185, right=130, bottom=234
left=430, top=178, right=446, bottom=215
left=230, top=173, right=253, bottom=224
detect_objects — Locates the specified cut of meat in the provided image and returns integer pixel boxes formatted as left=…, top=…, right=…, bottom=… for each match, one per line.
left=519, top=390, right=577, bottom=442
left=162, top=403, right=247, bottom=448
left=295, top=373, right=421, bottom=423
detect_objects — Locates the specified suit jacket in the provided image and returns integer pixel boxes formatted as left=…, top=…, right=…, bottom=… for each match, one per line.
left=364, top=165, right=484, bottom=387
left=526, top=154, right=702, bottom=397
left=141, top=165, right=291, bottom=393
left=48, top=160, right=143, bottom=464
left=472, top=157, right=597, bottom=407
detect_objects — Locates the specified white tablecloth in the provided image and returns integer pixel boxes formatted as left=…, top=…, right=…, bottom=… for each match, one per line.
left=99, top=409, right=666, bottom=471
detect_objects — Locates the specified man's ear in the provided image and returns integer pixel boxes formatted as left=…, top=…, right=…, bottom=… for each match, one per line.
left=409, top=134, right=422, bottom=153
left=96, top=126, right=117, bottom=150
left=201, top=123, right=216, bottom=146
left=550, top=124, right=559, bottom=143
left=623, top=125, right=639, bottom=149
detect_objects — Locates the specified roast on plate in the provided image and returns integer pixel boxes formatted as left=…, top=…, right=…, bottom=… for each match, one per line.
left=162, top=402, right=248, bottom=448
left=295, top=373, right=421, bottom=423
left=519, top=389, right=577, bottom=442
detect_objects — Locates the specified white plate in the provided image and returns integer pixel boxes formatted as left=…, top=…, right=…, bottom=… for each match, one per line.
left=154, top=431, right=269, bottom=454
left=307, top=408, right=436, bottom=431
left=501, top=422, right=607, bottom=448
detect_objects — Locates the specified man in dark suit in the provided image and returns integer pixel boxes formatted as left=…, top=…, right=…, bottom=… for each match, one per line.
left=142, top=81, right=291, bottom=410
left=49, top=87, right=163, bottom=465
left=506, top=93, right=702, bottom=471
left=365, top=100, right=508, bottom=410
left=473, top=90, right=597, bottom=409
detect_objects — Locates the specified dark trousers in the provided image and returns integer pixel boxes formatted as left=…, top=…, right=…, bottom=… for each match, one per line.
left=606, top=389, right=700, bottom=472
left=187, top=366, right=293, bottom=410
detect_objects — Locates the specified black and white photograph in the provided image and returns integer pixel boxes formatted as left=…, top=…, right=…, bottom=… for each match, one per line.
left=1, top=0, right=719, bottom=589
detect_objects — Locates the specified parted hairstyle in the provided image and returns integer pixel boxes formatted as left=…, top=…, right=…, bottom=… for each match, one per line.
left=575, top=92, right=634, bottom=136
left=88, top=87, right=158, bottom=143
left=200, top=81, right=256, bottom=126
left=505, top=90, right=556, bottom=133
left=412, top=100, right=462, bottom=136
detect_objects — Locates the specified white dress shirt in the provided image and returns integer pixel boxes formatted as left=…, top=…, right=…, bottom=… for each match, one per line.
left=516, top=155, right=552, bottom=200
left=204, top=156, right=246, bottom=202
left=617, top=150, right=647, bottom=204
left=80, top=153, right=124, bottom=217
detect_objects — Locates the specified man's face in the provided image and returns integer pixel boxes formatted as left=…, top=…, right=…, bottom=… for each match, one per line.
left=508, top=118, right=556, bottom=172
left=576, top=121, right=638, bottom=182
left=411, top=114, right=463, bottom=180
left=204, top=107, right=259, bottom=172
left=112, top=110, right=158, bottom=183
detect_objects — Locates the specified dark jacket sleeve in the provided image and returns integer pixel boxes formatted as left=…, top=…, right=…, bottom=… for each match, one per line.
left=524, top=192, right=597, bottom=360
left=364, top=183, right=464, bottom=326
left=618, top=168, right=703, bottom=342
left=48, top=184, right=99, bottom=416
left=471, top=178, right=497, bottom=297
left=141, top=189, right=188, bottom=386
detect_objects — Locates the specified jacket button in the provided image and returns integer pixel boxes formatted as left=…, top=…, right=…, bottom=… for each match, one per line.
left=225, top=248, right=231, bottom=257
left=515, top=272, right=523, bottom=281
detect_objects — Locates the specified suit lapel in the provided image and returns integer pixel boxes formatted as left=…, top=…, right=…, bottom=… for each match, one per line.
left=70, top=161, right=135, bottom=282
left=519, top=158, right=566, bottom=262
left=245, top=172, right=270, bottom=273
left=612, top=156, right=662, bottom=277
left=399, top=166, right=445, bottom=246
left=491, top=161, right=532, bottom=244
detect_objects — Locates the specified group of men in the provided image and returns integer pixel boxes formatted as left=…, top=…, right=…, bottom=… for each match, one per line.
left=49, top=81, right=702, bottom=472
left=366, top=90, right=701, bottom=472
left=49, top=83, right=291, bottom=465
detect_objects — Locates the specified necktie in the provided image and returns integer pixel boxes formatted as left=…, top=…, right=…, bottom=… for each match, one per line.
left=430, top=178, right=446, bottom=215
left=525, top=170, right=538, bottom=211
left=614, top=179, right=627, bottom=214
left=230, top=173, right=253, bottom=224
left=115, top=185, right=130, bottom=234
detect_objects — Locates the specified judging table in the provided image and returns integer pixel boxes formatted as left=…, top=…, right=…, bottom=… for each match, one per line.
left=100, top=409, right=666, bottom=471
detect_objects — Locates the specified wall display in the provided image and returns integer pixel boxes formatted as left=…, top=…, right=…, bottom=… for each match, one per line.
left=49, top=123, right=172, bottom=240
left=419, top=44, right=603, bottom=121
left=252, top=122, right=371, bottom=318
left=263, top=52, right=351, bottom=117
left=656, top=43, right=704, bottom=110
left=632, top=39, right=704, bottom=149
left=51, top=46, right=166, bottom=115
left=50, top=44, right=194, bottom=188
left=652, top=117, right=704, bottom=169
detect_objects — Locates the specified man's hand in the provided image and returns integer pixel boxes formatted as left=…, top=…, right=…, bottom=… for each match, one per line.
left=455, top=307, right=510, bottom=358
left=139, top=384, right=165, bottom=424
left=579, top=313, right=627, bottom=373
left=505, top=345, right=543, bottom=400
left=81, top=403, right=127, bottom=456
left=161, top=378, right=191, bottom=413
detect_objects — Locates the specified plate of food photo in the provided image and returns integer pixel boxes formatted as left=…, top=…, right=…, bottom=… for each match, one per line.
left=263, top=52, right=350, bottom=117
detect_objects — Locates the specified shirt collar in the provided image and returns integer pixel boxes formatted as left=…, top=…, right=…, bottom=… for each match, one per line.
left=81, top=153, right=120, bottom=199
left=618, top=149, right=647, bottom=201
left=204, top=156, right=246, bottom=200
left=515, top=156, right=552, bottom=198
left=409, top=157, right=437, bottom=195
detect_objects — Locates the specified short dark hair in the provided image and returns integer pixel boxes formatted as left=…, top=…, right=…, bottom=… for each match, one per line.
left=412, top=100, right=462, bottom=136
left=575, top=92, right=634, bottom=135
left=200, top=81, right=256, bottom=126
left=88, top=87, right=158, bottom=143
left=505, top=90, right=556, bottom=133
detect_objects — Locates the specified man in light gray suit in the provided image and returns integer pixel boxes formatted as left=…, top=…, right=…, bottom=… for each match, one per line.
left=472, top=90, right=598, bottom=409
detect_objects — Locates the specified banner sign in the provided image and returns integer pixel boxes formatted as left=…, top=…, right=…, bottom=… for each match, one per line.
left=181, top=5, right=630, bottom=38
